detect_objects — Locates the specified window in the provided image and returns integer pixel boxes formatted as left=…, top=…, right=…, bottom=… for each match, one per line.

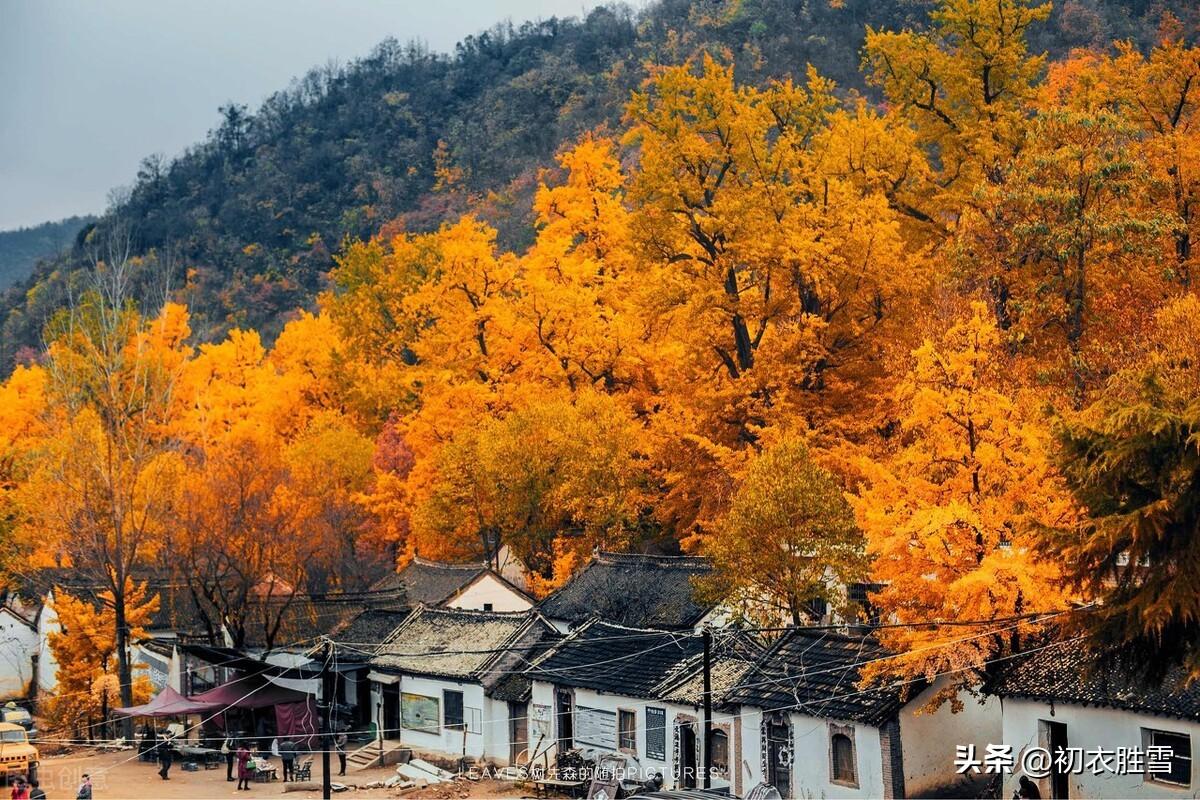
left=618, top=709, right=637, bottom=754
left=710, top=728, right=730, bottom=777
left=1143, top=728, right=1192, bottom=787
left=829, top=725, right=858, bottom=787
left=483, top=603, right=494, bottom=611
left=444, top=689, right=465, bottom=731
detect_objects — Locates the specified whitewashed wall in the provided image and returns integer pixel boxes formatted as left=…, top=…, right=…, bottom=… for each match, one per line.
left=1002, top=697, right=1200, bottom=799
left=901, top=678, right=1001, bottom=797
left=529, top=679, right=740, bottom=792
left=445, top=575, right=532, bottom=613
left=371, top=674, right=491, bottom=761
left=36, top=594, right=60, bottom=695
left=0, top=608, right=37, bottom=698
left=737, top=707, right=887, bottom=798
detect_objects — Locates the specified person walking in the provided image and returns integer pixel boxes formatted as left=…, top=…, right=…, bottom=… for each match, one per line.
left=236, top=741, right=253, bottom=791
left=26, top=780, right=44, bottom=800
left=279, top=737, right=296, bottom=782
left=157, top=735, right=175, bottom=780
left=334, top=730, right=348, bottom=776
left=75, top=774, right=92, bottom=800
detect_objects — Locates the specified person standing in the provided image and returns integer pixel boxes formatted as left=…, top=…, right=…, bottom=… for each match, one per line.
left=157, top=736, right=175, bottom=780
left=9, top=777, right=29, bottom=800
left=279, top=737, right=296, bottom=782
left=75, top=774, right=92, bottom=800
left=223, top=732, right=236, bottom=781
left=334, top=730, right=348, bottom=776
left=26, top=780, right=44, bottom=800
left=236, top=742, right=253, bottom=791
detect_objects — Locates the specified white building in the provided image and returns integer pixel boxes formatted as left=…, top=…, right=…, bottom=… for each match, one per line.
left=991, top=640, right=1199, bottom=799
left=726, top=628, right=999, bottom=799
left=526, top=620, right=761, bottom=794
left=372, top=557, right=533, bottom=614
left=367, top=606, right=555, bottom=765
left=0, top=602, right=38, bottom=699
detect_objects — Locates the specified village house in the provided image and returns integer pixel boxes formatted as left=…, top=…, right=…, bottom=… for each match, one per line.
left=372, top=556, right=533, bottom=613
left=0, top=595, right=38, bottom=699
left=990, top=639, right=1199, bottom=799
left=525, top=619, right=760, bottom=794
left=538, top=552, right=716, bottom=632
left=725, top=628, right=999, bottom=799
left=367, top=606, right=556, bottom=765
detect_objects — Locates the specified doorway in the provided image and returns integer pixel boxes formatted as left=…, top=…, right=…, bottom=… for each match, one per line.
left=555, top=689, right=574, bottom=751
left=382, top=684, right=400, bottom=740
left=765, top=714, right=792, bottom=798
left=676, top=722, right=698, bottom=789
left=1041, top=720, right=1070, bottom=799
left=509, top=701, right=529, bottom=764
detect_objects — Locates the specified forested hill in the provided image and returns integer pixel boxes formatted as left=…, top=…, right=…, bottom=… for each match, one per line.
left=0, top=216, right=95, bottom=291
left=1, top=0, right=1192, bottom=370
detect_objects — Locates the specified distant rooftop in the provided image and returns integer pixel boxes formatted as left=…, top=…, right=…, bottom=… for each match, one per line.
left=370, top=606, right=545, bottom=681
left=372, top=556, right=527, bottom=608
left=538, top=551, right=713, bottom=630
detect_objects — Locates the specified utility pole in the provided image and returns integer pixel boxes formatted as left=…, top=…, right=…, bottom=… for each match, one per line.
left=702, top=627, right=713, bottom=790
left=321, top=639, right=334, bottom=800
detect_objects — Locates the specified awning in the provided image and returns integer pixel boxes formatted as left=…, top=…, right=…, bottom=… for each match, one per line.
left=114, top=686, right=216, bottom=718
left=367, top=671, right=399, bottom=685
left=189, top=673, right=313, bottom=710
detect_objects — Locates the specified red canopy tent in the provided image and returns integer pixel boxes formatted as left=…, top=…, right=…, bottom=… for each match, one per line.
left=190, top=674, right=318, bottom=743
left=113, top=686, right=216, bottom=718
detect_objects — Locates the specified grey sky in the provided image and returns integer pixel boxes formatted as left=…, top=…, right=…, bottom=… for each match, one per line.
left=0, top=0, right=601, bottom=231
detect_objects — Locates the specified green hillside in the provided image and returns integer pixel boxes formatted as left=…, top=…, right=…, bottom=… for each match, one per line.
left=1, top=0, right=1191, bottom=371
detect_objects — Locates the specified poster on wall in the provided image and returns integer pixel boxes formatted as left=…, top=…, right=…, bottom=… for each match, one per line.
left=576, top=706, right=617, bottom=749
left=401, top=692, right=440, bottom=732
left=645, top=707, right=667, bottom=762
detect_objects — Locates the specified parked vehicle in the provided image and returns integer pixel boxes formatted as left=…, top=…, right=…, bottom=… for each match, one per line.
left=0, top=704, right=35, bottom=739
left=0, top=722, right=38, bottom=784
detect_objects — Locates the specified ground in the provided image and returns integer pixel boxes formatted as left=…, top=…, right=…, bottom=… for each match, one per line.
left=31, top=751, right=536, bottom=800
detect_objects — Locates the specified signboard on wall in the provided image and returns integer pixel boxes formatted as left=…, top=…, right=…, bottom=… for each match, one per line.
left=645, top=707, right=667, bottom=762
left=401, top=692, right=440, bottom=732
left=576, top=705, right=617, bottom=749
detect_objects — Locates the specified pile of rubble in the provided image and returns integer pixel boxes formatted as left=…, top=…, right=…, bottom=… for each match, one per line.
left=359, top=758, right=457, bottom=791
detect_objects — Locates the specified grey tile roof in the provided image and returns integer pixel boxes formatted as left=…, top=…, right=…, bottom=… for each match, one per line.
left=328, top=609, right=413, bottom=662
left=372, top=557, right=525, bottom=607
left=657, top=653, right=759, bottom=707
left=527, top=620, right=706, bottom=697
left=989, top=640, right=1200, bottom=722
left=370, top=606, right=541, bottom=681
left=725, top=629, right=904, bottom=726
left=538, top=552, right=713, bottom=630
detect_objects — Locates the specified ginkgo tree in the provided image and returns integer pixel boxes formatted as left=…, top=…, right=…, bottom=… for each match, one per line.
left=851, top=303, right=1078, bottom=707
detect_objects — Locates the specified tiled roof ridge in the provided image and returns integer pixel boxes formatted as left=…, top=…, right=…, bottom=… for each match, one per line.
left=595, top=551, right=711, bottom=567
left=408, top=556, right=489, bottom=571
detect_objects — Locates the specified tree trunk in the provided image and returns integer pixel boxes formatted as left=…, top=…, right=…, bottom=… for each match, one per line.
left=115, top=592, right=135, bottom=740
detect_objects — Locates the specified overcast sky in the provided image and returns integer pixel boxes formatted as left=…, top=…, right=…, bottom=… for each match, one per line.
left=0, top=0, right=602, bottom=231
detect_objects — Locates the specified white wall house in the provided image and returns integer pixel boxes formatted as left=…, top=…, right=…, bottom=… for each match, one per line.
left=444, top=572, right=533, bottom=613
left=367, top=607, right=554, bottom=765
left=526, top=620, right=761, bottom=794
left=726, top=629, right=999, bottom=799
left=373, top=557, right=533, bottom=614
left=0, top=604, right=38, bottom=699
left=992, top=640, right=1200, bottom=799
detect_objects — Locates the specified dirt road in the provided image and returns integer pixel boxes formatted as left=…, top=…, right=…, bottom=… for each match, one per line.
left=30, top=751, right=534, bottom=800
